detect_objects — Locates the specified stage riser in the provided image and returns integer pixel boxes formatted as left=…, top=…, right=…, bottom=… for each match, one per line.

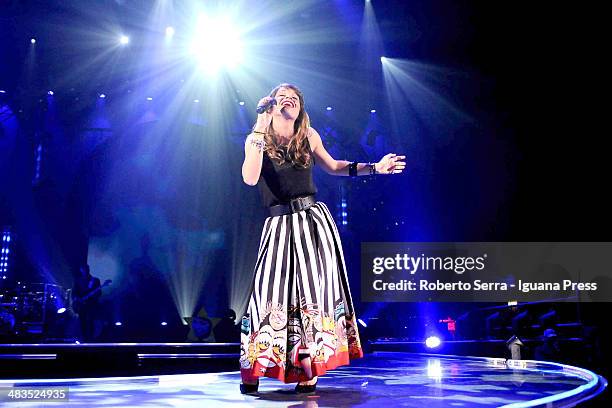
left=1, top=354, right=240, bottom=378
left=371, top=339, right=594, bottom=364
left=0, top=343, right=240, bottom=378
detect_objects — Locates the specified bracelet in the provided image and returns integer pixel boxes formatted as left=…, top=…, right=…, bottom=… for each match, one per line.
left=250, top=138, right=266, bottom=152
left=367, top=162, right=377, bottom=175
left=348, top=162, right=358, bottom=177
left=252, top=130, right=267, bottom=135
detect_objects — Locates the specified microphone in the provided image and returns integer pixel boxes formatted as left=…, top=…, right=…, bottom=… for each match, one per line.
left=256, top=98, right=277, bottom=114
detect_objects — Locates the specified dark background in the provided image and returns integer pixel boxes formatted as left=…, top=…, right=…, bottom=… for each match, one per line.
left=0, top=0, right=609, bottom=384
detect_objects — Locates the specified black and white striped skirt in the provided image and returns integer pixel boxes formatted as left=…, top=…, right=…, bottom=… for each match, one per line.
left=239, top=200, right=364, bottom=384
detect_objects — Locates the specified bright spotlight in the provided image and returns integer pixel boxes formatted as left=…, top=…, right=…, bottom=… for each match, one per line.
left=380, top=56, right=386, bottom=62
left=370, top=109, right=376, bottom=113
left=425, top=336, right=441, bottom=348
left=47, top=90, right=54, bottom=96
left=146, top=97, right=153, bottom=101
left=165, top=26, right=175, bottom=37
left=357, top=318, right=367, bottom=328
left=239, top=101, right=245, bottom=106
left=30, top=38, right=36, bottom=44
left=326, top=106, right=333, bottom=111
left=0, top=90, right=6, bottom=94
left=114, top=321, right=122, bottom=326
left=161, top=321, right=168, bottom=326
left=57, top=307, right=66, bottom=314
left=190, top=14, right=243, bottom=74
left=119, top=35, right=129, bottom=45
left=193, top=99, right=200, bottom=103
left=99, top=93, right=106, bottom=99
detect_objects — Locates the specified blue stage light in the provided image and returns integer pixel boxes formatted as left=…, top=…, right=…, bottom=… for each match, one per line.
left=115, top=321, right=122, bottom=326
left=161, top=321, right=168, bottom=326
left=1, top=229, right=11, bottom=279
left=339, top=198, right=348, bottom=226
left=371, top=109, right=376, bottom=113
left=30, top=38, right=36, bottom=44
left=358, top=318, right=367, bottom=328
left=99, top=93, right=106, bottom=99
left=425, top=336, right=441, bottom=348
left=146, top=97, right=153, bottom=101
left=165, top=26, right=175, bottom=38
left=57, top=307, right=66, bottom=314
left=326, top=106, right=332, bottom=111
left=239, top=101, right=245, bottom=106
left=47, top=90, right=54, bottom=96
left=119, top=35, right=129, bottom=45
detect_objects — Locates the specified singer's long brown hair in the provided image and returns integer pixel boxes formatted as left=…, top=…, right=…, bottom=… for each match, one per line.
left=261, top=83, right=312, bottom=168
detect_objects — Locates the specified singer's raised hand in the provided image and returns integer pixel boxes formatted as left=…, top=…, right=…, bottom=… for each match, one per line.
left=254, top=96, right=277, bottom=132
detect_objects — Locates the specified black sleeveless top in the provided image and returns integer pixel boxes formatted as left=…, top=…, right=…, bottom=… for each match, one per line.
left=258, top=143, right=317, bottom=207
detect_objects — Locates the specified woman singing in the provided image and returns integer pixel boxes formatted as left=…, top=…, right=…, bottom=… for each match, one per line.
left=239, top=83, right=406, bottom=394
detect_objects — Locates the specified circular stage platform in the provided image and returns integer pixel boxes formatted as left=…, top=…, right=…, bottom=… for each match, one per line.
left=0, top=352, right=606, bottom=407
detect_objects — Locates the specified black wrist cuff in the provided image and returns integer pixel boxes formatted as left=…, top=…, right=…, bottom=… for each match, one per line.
left=348, top=162, right=358, bottom=177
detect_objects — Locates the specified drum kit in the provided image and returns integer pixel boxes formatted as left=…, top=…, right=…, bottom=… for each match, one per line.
left=0, top=281, right=69, bottom=338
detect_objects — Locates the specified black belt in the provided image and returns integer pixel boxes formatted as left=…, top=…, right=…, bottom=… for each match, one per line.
left=269, top=195, right=316, bottom=216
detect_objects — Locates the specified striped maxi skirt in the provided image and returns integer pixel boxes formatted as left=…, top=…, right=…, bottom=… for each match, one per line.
left=239, top=200, right=364, bottom=384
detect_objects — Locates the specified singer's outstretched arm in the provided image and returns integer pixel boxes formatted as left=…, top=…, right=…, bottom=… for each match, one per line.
left=308, top=127, right=406, bottom=176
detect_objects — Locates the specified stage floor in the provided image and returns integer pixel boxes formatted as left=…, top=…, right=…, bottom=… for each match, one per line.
left=0, top=352, right=606, bottom=407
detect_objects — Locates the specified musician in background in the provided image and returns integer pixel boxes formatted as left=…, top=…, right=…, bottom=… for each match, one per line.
left=72, top=264, right=101, bottom=342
